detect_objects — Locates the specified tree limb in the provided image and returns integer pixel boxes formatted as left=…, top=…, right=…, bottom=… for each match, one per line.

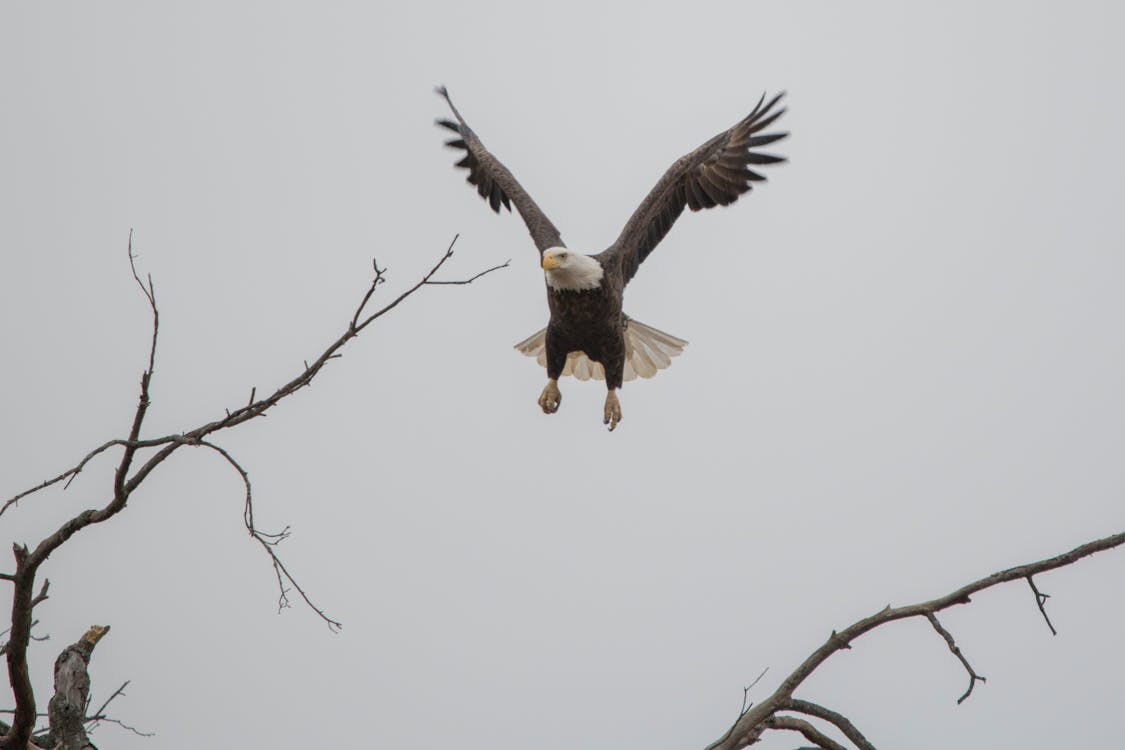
left=924, top=612, right=985, bottom=704
left=1, top=232, right=505, bottom=747
left=704, top=530, right=1125, bottom=750
left=764, top=716, right=848, bottom=750
left=785, top=699, right=877, bottom=750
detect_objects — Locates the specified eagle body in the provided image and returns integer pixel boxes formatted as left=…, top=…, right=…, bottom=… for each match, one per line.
left=436, top=86, right=787, bottom=430
left=544, top=256, right=627, bottom=388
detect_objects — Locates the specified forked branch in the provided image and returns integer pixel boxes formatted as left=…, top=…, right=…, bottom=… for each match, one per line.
left=705, top=530, right=1125, bottom=750
left=1, top=232, right=504, bottom=747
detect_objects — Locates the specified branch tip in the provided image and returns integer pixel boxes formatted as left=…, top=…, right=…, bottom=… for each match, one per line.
left=1026, top=575, right=1058, bottom=636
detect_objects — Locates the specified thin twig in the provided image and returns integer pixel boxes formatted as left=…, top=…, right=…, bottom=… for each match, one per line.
left=1026, top=575, right=1057, bottom=636
left=30, top=581, right=49, bottom=609
left=85, top=715, right=154, bottom=737
left=0, top=440, right=127, bottom=518
left=86, top=681, right=129, bottom=726
left=84, top=680, right=153, bottom=738
left=925, top=612, right=986, bottom=704
left=425, top=258, right=511, bottom=284
left=196, top=439, right=342, bottom=631
left=741, top=667, right=769, bottom=715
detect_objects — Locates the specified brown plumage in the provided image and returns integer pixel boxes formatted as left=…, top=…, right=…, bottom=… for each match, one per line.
left=436, top=86, right=787, bottom=430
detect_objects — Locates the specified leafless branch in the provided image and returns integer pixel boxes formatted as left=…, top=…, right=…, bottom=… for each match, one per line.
left=86, top=714, right=154, bottom=737
left=785, top=699, right=877, bottom=750
left=711, top=666, right=772, bottom=750
left=86, top=680, right=129, bottom=727
left=738, top=667, right=769, bottom=717
left=924, top=612, right=985, bottom=704
left=0, top=440, right=126, bottom=519
left=196, top=439, right=341, bottom=631
left=425, top=258, right=512, bottom=284
left=1, top=232, right=504, bottom=747
left=30, top=581, right=48, bottom=610
left=764, top=715, right=849, bottom=750
left=127, top=228, right=158, bottom=378
left=704, top=530, right=1125, bottom=750
left=84, top=679, right=152, bottom=737
left=1026, top=575, right=1057, bottom=635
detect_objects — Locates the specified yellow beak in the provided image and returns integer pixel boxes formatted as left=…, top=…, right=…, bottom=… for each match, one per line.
left=542, top=251, right=561, bottom=271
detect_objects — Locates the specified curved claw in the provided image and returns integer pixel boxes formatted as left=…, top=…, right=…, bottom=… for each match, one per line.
left=603, top=390, right=621, bottom=431
left=538, top=380, right=562, bottom=414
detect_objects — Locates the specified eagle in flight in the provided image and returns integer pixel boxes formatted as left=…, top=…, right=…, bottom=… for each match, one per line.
left=437, top=86, right=787, bottom=431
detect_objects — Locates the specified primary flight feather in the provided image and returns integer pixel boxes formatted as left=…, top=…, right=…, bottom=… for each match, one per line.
left=437, top=86, right=787, bottom=431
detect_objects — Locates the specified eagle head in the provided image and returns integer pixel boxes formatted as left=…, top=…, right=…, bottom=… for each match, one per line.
left=542, top=247, right=604, bottom=291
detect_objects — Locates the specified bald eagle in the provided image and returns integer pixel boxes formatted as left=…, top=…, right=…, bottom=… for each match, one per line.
left=437, top=87, right=787, bottom=430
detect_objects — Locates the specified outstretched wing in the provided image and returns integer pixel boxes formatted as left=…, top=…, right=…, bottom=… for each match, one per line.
left=604, top=93, right=787, bottom=283
left=436, top=86, right=564, bottom=255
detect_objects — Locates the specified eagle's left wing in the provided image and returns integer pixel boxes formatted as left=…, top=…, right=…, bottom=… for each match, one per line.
left=436, top=86, right=565, bottom=255
left=603, top=93, right=788, bottom=284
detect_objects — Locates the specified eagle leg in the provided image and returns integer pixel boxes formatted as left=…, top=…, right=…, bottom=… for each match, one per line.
left=538, top=379, right=562, bottom=414
left=603, top=390, right=622, bottom=432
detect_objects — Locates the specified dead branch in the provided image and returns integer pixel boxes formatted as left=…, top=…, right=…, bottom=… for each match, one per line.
left=784, top=700, right=876, bottom=750
left=85, top=680, right=128, bottom=728
left=764, top=716, right=848, bottom=750
left=44, top=625, right=109, bottom=750
left=924, top=612, right=985, bottom=704
left=704, top=530, right=1125, bottom=750
left=85, top=679, right=153, bottom=738
left=1026, top=575, right=1057, bottom=635
left=1, top=232, right=504, bottom=748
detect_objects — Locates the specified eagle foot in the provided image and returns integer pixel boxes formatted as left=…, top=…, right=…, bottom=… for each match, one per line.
left=538, top=380, right=562, bottom=414
left=603, top=390, right=621, bottom=432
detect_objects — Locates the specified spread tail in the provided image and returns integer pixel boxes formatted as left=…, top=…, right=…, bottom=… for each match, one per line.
left=513, top=318, right=688, bottom=382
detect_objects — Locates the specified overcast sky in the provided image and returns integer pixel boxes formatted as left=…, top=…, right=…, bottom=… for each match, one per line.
left=2, top=2, right=1124, bottom=748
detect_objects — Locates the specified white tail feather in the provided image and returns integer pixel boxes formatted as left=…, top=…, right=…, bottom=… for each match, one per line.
left=512, top=319, right=688, bottom=382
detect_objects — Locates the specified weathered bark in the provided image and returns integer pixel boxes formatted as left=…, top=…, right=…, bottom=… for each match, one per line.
left=45, top=626, right=109, bottom=750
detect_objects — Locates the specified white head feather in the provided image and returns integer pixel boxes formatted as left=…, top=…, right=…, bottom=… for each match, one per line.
left=541, top=247, right=604, bottom=291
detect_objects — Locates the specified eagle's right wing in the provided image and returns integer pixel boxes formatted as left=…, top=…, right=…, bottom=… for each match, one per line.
left=436, top=86, right=565, bottom=255
left=604, top=93, right=787, bottom=284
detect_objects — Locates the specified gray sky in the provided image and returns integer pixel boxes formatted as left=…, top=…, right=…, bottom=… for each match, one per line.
left=2, top=2, right=1124, bottom=748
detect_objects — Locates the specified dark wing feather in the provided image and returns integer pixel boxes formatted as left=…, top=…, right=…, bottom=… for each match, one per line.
left=436, top=87, right=564, bottom=255
left=604, top=92, right=788, bottom=283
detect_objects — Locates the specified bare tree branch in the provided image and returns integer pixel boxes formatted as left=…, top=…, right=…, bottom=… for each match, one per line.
left=704, top=530, right=1125, bottom=750
left=764, top=716, right=849, bottom=750
left=86, top=714, right=154, bottom=738
left=1, top=232, right=505, bottom=747
left=0, top=440, right=127, bottom=519
left=1026, top=575, right=1057, bottom=636
left=4, top=233, right=505, bottom=518
left=424, top=257, right=512, bottom=284
left=924, top=612, right=985, bottom=704
left=785, top=699, right=877, bottom=750
left=85, top=679, right=153, bottom=738
left=85, top=680, right=128, bottom=729
left=196, top=439, right=341, bottom=631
